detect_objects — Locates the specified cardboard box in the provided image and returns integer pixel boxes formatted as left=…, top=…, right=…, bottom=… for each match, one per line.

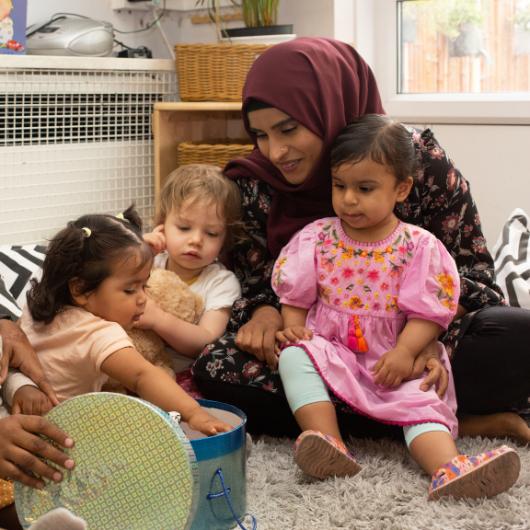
left=0, top=0, right=26, bottom=54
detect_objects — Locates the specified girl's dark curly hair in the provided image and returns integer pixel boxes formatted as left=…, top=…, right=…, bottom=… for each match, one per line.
left=331, top=114, right=418, bottom=182
left=27, top=205, right=152, bottom=324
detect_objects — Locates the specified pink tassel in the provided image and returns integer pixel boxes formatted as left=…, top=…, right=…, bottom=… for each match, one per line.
left=347, top=332, right=358, bottom=351
left=348, top=316, right=368, bottom=353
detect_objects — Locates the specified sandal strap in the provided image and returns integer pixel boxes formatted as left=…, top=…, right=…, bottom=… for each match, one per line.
left=430, top=445, right=514, bottom=492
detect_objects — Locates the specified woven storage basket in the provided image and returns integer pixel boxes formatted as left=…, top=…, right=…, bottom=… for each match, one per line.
left=177, top=141, right=254, bottom=169
left=175, top=43, right=270, bottom=102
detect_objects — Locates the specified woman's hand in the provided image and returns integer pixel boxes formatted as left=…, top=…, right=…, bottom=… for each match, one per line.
left=0, top=320, right=58, bottom=406
left=11, top=386, right=54, bottom=416
left=408, top=340, right=449, bottom=397
left=187, top=407, right=232, bottom=436
left=235, top=305, right=283, bottom=369
left=143, top=224, right=166, bottom=255
left=0, top=415, right=75, bottom=489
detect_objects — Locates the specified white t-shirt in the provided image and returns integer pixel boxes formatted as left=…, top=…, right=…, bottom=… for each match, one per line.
left=153, top=252, right=241, bottom=313
left=153, top=253, right=241, bottom=372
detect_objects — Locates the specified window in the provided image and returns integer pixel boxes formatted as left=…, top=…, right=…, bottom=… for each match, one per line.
left=398, top=0, right=530, bottom=94
left=369, top=0, right=530, bottom=124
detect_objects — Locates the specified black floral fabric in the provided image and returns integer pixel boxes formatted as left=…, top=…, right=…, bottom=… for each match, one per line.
left=397, top=129, right=505, bottom=357
left=193, top=128, right=505, bottom=396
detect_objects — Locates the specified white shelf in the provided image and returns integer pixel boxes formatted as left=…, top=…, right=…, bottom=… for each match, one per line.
left=111, top=0, right=234, bottom=12
left=0, top=54, right=175, bottom=71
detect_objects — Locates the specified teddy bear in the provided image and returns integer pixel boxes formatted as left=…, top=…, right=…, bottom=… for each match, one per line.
left=103, top=268, right=204, bottom=392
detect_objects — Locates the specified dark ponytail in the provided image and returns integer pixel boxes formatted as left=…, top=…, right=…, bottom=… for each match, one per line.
left=121, top=204, right=143, bottom=233
left=27, top=204, right=151, bottom=324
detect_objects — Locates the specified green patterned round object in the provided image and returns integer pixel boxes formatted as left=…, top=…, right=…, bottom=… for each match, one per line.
left=15, top=393, right=199, bottom=530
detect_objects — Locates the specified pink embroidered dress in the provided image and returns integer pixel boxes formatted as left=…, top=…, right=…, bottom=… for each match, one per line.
left=272, top=218, right=460, bottom=437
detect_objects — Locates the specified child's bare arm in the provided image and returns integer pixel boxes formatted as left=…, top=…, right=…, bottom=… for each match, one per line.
left=372, top=319, right=442, bottom=388
left=137, top=300, right=230, bottom=357
left=276, top=304, right=312, bottom=343
left=101, top=347, right=231, bottom=435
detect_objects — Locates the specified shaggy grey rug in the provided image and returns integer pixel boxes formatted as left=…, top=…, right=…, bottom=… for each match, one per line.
left=245, top=436, right=529, bottom=530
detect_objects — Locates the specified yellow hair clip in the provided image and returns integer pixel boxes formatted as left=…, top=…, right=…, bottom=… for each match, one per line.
left=81, top=227, right=92, bottom=238
left=116, top=212, right=125, bottom=220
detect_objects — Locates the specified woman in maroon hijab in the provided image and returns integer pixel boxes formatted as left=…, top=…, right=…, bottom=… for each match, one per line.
left=192, top=37, right=530, bottom=442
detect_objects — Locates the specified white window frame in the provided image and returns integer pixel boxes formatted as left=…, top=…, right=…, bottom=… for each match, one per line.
left=360, top=0, right=530, bottom=125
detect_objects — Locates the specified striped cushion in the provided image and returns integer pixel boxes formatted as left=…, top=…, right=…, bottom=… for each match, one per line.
left=493, top=209, right=530, bottom=308
left=0, top=245, right=46, bottom=319
left=0, top=277, right=21, bottom=320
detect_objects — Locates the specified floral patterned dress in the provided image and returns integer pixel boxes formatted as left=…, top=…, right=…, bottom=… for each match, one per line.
left=192, top=128, right=505, bottom=399
left=271, top=218, right=459, bottom=435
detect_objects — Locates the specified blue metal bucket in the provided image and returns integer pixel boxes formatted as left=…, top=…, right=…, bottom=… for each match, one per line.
left=14, top=394, right=256, bottom=530
left=189, top=399, right=253, bottom=530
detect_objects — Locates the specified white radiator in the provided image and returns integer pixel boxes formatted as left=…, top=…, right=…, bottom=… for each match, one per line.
left=0, top=55, right=177, bottom=245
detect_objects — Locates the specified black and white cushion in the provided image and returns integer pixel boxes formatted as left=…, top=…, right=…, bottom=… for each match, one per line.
left=0, top=245, right=46, bottom=318
left=493, top=208, right=530, bottom=308
left=0, top=277, right=21, bottom=320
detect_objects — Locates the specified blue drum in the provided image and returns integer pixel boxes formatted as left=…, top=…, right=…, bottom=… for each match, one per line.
left=14, top=393, right=255, bottom=530
left=188, top=399, right=250, bottom=530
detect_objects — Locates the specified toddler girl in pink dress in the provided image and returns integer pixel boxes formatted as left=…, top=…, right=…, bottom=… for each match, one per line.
left=272, top=115, right=520, bottom=500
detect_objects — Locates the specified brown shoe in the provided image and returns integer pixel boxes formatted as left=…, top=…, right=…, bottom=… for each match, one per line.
left=294, top=430, right=362, bottom=480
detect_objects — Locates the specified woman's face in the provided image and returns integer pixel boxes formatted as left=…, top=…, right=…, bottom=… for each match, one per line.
left=247, top=107, right=324, bottom=185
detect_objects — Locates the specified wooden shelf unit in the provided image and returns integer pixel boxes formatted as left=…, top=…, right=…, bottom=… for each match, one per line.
left=152, top=101, right=247, bottom=208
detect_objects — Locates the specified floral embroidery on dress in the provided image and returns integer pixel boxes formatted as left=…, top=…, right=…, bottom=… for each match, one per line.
left=436, top=272, right=457, bottom=311
left=313, top=222, right=416, bottom=315
left=273, top=256, right=287, bottom=286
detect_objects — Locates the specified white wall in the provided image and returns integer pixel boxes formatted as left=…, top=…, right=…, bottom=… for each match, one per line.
left=27, top=0, right=181, bottom=57
left=27, top=0, right=341, bottom=58
left=424, top=124, right=530, bottom=247
left=25, top=0, right=530, bottom=247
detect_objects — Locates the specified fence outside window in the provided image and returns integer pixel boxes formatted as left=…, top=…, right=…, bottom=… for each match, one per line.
left=398, top=0, right=530, bottom=93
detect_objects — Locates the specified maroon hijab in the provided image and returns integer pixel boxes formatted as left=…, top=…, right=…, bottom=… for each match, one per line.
left=225, top=37, right=384, bottom=257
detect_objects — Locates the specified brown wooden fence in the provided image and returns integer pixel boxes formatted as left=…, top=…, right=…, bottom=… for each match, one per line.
left=402, top=0, right=530, bottom=93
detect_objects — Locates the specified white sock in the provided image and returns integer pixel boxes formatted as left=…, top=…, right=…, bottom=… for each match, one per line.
left=29, top=508, right=87, bottom=530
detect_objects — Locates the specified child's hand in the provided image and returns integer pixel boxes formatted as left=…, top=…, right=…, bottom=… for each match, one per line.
left=143, top=225, right=166, bottom=255
left=134, top=298, right=162, bottom=331
left=11, top=385, right=54, bottom=416
left=372, top=347, right=415, bottom=388
left=276, top=326, right=313, bottom=344
left=187, top=407, right=232, bottom=436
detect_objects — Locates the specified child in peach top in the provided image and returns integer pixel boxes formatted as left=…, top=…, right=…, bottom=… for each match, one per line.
left=17, top=206, right=230, bottom=437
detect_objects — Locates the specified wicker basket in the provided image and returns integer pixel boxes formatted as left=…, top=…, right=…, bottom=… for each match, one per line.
left=176, top=141, right=254, bottom=169
left=175, top=43, right=270, bottom=102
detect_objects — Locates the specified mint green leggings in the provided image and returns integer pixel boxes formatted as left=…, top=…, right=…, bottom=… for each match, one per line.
left=278, top=346, right=449, bottom=447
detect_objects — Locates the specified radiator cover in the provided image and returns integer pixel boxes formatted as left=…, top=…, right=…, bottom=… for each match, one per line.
left=0, top=55, right=177, bottom=244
